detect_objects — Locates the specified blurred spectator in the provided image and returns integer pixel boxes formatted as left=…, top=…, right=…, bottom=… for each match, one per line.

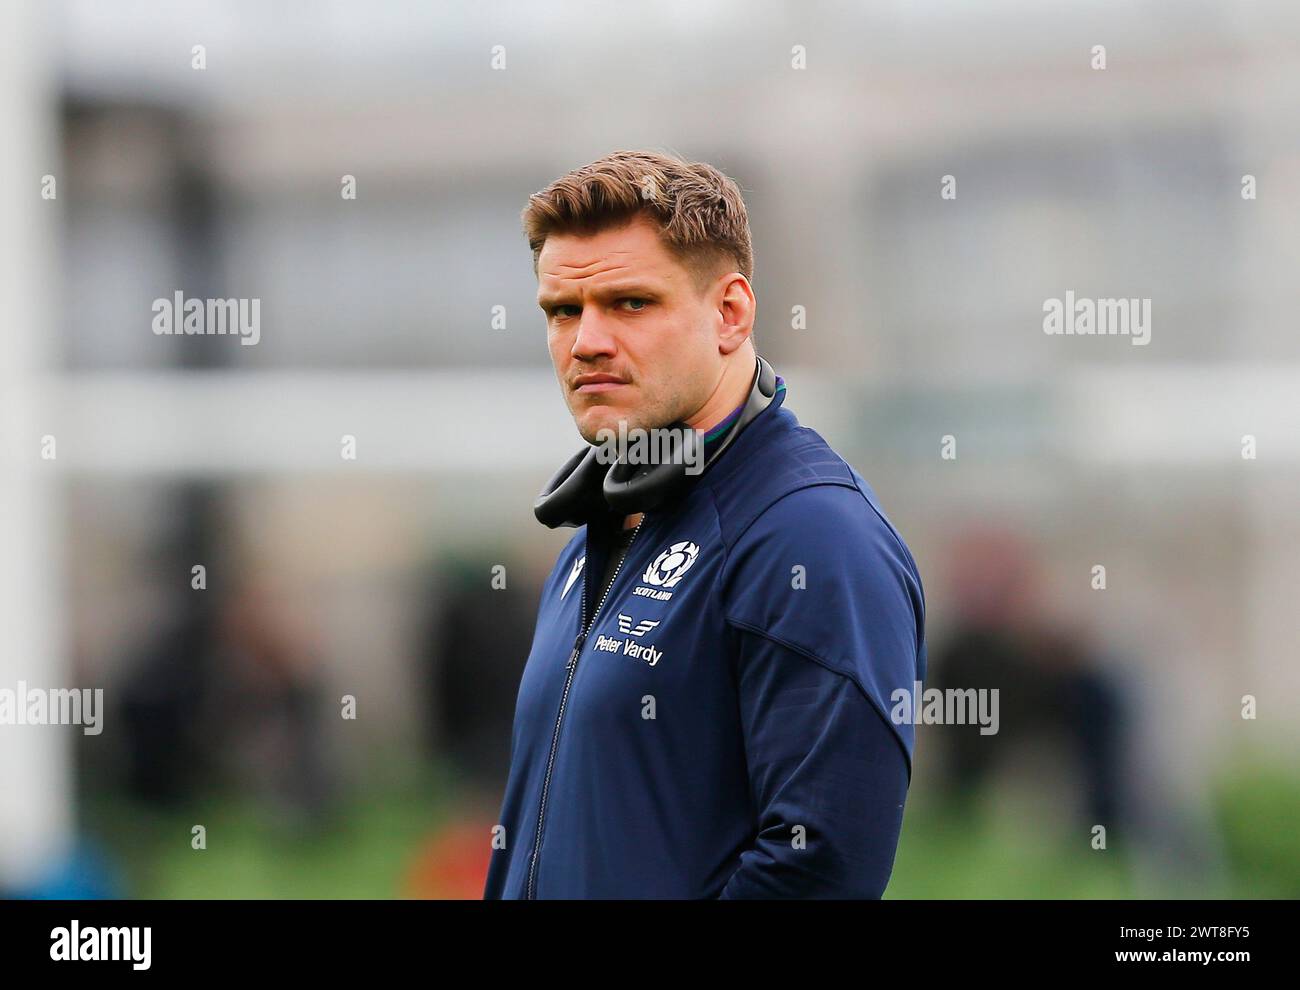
left=421, top=554, right=539, bottom=789
left=928, top=527, right=1134, bottom=838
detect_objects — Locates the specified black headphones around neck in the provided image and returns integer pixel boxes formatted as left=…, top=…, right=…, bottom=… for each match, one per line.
left=533, top=355, right=779, bottom=529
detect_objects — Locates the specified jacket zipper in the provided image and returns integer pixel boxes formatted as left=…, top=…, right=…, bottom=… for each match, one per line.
left=525, top=514, right=647, bottom=899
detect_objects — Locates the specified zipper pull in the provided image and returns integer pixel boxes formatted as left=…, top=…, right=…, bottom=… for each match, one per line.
left=565, top=631, right=587, bottom=670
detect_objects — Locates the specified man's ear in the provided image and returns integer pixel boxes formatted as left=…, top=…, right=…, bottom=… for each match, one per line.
left=716, top=273, right=755, bottom=355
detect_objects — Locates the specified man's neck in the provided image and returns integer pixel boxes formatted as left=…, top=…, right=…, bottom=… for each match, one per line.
left=619, top=355, right=758, bottom=531
left=618, top=348, right=759, bottom=527
left=683, top=347, right=757, bottom=434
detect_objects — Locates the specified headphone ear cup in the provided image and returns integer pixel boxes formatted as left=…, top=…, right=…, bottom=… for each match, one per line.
left=533, top=445, right=611, bottom=528
left=602, top=426, right=702, bottom=515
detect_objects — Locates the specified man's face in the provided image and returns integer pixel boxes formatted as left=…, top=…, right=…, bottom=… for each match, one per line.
left=537, top=214, right=723, bottom=444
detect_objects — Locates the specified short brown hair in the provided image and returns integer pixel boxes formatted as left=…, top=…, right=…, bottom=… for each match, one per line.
left=522, top=149, right=754, bottom=292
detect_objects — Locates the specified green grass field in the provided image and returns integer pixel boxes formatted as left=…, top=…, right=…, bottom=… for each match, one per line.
left=85, top=749, right=1300, bottom=899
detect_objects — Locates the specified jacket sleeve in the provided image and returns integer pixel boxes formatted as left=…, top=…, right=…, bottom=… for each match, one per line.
left=716, top=627, right=911, bottom=898
left=716, top=481, right=926, bottom=898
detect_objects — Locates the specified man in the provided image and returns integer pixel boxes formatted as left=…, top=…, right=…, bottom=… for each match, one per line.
left=483, top=150, right=927, bottom=899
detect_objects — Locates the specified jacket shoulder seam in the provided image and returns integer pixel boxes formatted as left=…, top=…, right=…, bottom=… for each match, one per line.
left=722, top=616, right=914, bottom=783
left=722, top=477, right=861, bottom=553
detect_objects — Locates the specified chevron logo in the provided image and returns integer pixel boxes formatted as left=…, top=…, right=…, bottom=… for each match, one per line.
left=616, top=614, right=661, bottom=637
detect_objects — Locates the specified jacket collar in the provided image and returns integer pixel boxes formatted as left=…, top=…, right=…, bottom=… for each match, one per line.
left=692, top=376, right=791, bottom=495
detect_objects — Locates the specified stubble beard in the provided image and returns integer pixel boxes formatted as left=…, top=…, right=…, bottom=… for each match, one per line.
left=572, top=385, right=693, bottom=446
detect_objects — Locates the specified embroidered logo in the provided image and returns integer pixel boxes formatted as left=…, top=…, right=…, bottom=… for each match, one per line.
left=642, top=541, right=700, bottom=589
left=561, top=556, right=585, bottom=600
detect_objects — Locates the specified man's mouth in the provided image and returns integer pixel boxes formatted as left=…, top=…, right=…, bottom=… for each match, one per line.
left=573, top=374, right=628, bottom=394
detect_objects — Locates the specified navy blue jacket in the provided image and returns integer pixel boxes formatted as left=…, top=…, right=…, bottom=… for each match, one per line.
left=484, top=381, right=927, bottom=898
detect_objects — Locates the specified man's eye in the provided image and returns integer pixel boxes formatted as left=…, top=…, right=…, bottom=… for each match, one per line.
left=618, top=298, right=648, bottom=312
left=552, top=305, right=580, bottom=319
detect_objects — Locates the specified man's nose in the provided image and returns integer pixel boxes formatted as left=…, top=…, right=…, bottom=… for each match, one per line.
left=571, top=308, right=618, bottom=360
